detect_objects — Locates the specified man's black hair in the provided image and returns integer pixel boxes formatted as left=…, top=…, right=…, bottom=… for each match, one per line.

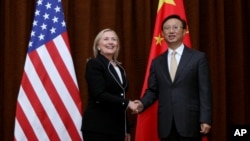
left=161, top=14, right=187, bottom=30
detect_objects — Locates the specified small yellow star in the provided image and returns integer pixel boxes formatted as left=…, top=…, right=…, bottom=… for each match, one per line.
left=186, top=26, right=190, bottom=34
left=158, top=0, right=176, bottom=11
left=154, top=33, right=164, bottom=46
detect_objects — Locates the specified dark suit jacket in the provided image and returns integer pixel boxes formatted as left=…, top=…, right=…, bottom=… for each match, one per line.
left=81, top=54, right=129, bottom=137
left=141, top=46, right=212, bottom=138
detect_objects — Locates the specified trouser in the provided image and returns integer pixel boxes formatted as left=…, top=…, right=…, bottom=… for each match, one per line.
left=161, top=122, right=201, bottom=141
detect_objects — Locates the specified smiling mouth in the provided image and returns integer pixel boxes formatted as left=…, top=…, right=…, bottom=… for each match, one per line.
left=168, top=35, right=176, bottom=40
left=105, top=46, right=114, bottom=49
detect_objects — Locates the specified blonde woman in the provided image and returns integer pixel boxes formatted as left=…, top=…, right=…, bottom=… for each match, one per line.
left=81, top=28, right=136, bottom=141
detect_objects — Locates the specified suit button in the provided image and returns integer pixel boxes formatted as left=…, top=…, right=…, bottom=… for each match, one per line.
left=122, top=102, right=125, bottom=105
left=121, top=93, right=124, bottom=96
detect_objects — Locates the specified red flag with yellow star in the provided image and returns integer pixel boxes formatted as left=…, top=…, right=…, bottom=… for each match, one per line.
left=135, top=0, right=207, bottom=141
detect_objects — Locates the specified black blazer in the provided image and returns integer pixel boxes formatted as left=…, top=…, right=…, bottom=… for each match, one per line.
left=81, top=54, right=129, bottom=137
left=141, top=46, right=212, bottom=138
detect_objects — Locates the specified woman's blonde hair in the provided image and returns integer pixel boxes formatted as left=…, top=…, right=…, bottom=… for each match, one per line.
left=93, top=28, right=121, bottom=64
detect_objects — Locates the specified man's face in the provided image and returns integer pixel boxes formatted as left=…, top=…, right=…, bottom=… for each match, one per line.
left=162, top=18, right=186, bottom=46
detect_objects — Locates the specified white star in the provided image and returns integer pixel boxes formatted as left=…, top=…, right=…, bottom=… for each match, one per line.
left=29, top=41, right=33, bottom=47
left=61, top=20, right=66, bottom=27
left=31, top=31, right=35, bottom=37
left=38, top=34, right=45, bottom=40
left=41, top=23, right=47, bottom=30
left=52, top=16, right=58, bottom=23
left=50, top=27, right=56, bottom=34
left=45, top=2, right=52, bottom=9
left=54, top=6, right=61, bottom=13
left=35, top=10, right=40, bottom=16
left=43, top=13, right=50, bottom=20
left=37, top=0, right=43, bottom=5
left=33, top=20, right=38, bottom=26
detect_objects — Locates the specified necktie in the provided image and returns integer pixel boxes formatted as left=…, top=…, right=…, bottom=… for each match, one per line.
left=170, top=51, right=177, bottom=81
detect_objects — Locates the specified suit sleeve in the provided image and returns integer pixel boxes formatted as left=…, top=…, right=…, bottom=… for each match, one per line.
left=141, top=60, right=159, bottom=110
left=198, top=53, right=212, bottom=125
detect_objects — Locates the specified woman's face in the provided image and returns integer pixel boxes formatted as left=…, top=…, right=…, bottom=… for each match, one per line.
left=98, top=31, right=118, bottom=60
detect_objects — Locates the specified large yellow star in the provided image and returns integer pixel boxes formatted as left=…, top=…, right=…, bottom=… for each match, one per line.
left=158, top=0, right=176, bottom=11
left=154, top=33, right=164, bottom=46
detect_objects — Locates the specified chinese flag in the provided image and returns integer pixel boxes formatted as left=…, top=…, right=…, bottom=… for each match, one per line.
left=135, top=0, right=207, bottom=141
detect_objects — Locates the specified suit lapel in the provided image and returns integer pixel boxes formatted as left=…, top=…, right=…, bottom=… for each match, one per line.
left=121, top=68, right=128, bottom=88
left=159, top=52, right=173, bottom=84
left=166, top=52, right=173, bottom=84
left=116, top=64, right=128, bottom=88
left=174, top=47, right=193, bottom=81
left=98, top=53, right=128, bottom=89
left=108, top=63, right=128, bottom=89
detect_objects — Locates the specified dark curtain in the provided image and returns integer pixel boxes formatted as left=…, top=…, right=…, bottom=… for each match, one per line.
left=1, top=0, right=250, bottom=140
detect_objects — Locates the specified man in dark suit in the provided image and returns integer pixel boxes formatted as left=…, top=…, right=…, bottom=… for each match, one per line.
left=135, top=15, right=212, bottom=141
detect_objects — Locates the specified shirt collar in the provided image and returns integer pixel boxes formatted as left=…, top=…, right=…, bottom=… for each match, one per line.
left=168, top=43, right=184, bottom=56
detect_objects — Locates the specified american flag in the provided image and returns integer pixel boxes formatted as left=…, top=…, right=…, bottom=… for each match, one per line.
left=14, top=0, right=83, bottom=140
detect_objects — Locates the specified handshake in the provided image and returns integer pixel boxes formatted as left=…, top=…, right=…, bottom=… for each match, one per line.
left=127, top=100, right=144, bottom=114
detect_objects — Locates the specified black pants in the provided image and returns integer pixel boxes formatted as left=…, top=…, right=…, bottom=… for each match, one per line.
left=161, top=122, right=201, bottom=141
left=82, top=131, right=124, bottom=141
